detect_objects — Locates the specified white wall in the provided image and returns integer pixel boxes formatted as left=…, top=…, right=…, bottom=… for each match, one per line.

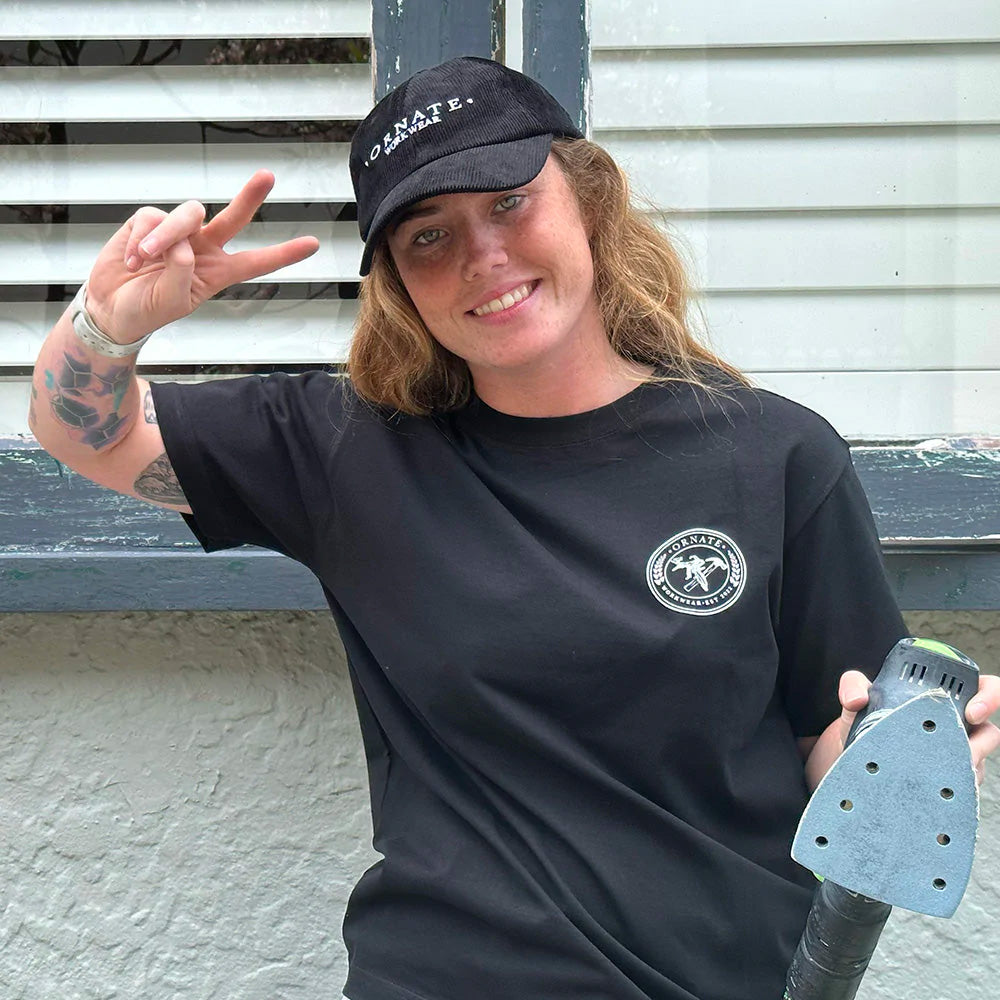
left=590, top=0, right=1000, bottom=440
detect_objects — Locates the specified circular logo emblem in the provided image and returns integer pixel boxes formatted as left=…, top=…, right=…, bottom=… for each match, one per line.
left=646, top=528, right=747, bottom=616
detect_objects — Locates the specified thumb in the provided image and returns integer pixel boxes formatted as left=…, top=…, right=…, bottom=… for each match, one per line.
left=837, top=669, right=872, bottom=744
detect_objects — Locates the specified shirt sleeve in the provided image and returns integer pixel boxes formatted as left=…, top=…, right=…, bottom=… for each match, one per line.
left=776, top=456, right=909, bottom=738
left=148, top=371, right=344, bottom=566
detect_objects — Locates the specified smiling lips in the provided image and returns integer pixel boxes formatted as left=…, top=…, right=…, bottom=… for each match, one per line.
left=470, top=281, right=538, bottom=317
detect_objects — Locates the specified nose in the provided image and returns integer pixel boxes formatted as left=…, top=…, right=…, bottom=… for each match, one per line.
left=461, top=221, right=508, bottom=282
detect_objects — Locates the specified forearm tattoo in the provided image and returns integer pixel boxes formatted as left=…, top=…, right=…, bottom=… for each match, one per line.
left=134, top=452, right=188, bottom=507
left=43, top=349, right=135, bottom=450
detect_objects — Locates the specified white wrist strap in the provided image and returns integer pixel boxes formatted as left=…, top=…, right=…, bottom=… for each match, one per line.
left=70, top=282, right=154, bottom=358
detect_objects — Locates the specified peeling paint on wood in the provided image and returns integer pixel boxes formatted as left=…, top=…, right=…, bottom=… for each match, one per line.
left=852, top=446, right=1000, bottom=543
left=0, top=449, right=192, bottom=552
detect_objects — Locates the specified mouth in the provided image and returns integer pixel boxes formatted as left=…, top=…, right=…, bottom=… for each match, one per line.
left=468, top=280, right=539, bottom=317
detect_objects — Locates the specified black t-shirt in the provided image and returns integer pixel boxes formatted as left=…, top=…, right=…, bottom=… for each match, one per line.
left=150, top=372, right=907, bottom=1000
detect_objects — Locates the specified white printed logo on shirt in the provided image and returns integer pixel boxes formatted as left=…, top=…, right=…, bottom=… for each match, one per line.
left=646, top=528, right=747, bottom=616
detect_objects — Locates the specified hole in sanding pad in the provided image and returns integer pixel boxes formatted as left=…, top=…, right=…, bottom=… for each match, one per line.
left=923, top=720, right=937, bottom=732
left=866, top=761, right=879, bottom=773
left=840, top=799, right=853, bottom=811
left=937, top=834, right=951, bottom=846
left=815, top=836, right=829, bottom=848
left=940, top=787, right=954, bottom=800
left=933, top=878, right=947, bottom=890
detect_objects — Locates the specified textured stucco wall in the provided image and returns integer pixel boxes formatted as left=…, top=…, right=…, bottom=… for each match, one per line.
left=0, top=609, right=996, bottom=999
left=0, top=611, right=377, bottom=1000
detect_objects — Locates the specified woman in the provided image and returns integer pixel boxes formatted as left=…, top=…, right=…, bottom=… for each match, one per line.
left=30, top=56, right=1000, bottom=1000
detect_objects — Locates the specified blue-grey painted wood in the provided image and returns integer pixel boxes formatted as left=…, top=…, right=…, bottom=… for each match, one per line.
left=371, top=0, right=499, bottom=100
left=885, top=550, right=1000, bottom=612
left=522, top=0, right=589, bottom=132
left=1, top=449, right=191, bottom=551
left=0, top=551, right=326, bottom=613
left=853, top=447, right=1000, bottom=543
left=3, top=445, right=999, bottom=611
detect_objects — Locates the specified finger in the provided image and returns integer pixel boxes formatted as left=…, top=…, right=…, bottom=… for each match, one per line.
left=201, top=170, right=276, bottom=247
left=969, top=721, right=1000, bottom=776
left=154, top=237, right=196, bottom=318
left=224, top=235, right=320, bottom=285
left=135, top=200, right=206, bottom=262
left=966, top=673, right=1000, bottom=727
left=123, top=207, right=169, bottom=271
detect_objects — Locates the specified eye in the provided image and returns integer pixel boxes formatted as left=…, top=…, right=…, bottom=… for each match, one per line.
left=494, top=193, right=522, bottom=213
left=412, top=228, right=444, bottom=246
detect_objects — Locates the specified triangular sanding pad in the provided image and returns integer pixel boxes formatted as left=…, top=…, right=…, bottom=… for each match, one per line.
left=792, top=690, right=978, bottom=917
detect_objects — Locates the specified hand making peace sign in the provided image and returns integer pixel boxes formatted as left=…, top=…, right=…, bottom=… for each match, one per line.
left=82, top=170, right=320, bottom=344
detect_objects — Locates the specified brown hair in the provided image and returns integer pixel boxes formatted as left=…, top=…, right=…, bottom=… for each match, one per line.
left=348, top=137, right=749, bottom=414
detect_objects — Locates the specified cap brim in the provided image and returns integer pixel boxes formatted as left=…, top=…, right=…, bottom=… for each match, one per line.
left=359, top=134, right=554, bottom=276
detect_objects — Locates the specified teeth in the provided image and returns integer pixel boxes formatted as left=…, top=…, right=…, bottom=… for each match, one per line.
left=473, top=282, right=533, bottom=316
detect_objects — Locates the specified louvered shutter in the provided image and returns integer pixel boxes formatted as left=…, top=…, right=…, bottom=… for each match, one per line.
left=0, top=1, right=373, bottom=438
left=591, top=1, right=1000, bottom=439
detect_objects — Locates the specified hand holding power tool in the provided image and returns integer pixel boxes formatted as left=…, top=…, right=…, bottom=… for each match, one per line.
left=784, top=637, right=994, bottom=999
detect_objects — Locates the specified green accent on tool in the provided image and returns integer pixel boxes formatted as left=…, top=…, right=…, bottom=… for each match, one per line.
left=910, top=638, right=965, bottom=662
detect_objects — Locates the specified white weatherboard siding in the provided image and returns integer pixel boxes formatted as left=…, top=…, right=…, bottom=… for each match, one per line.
left=700, top=290, right=1000, bottom=371
left=665, top=212, right=999, bottom=291
left=0, top=64, right=372, bottom=123
left=1, top=143, right=354, bottom=205
left=2, top=300, right=358, bottom=367
left=592, top=2, right=1000, bottom=439
left=591, top=0, right=1000, bottom=47
left=0, top=13, right=372, bottom=439
left=592, top=47, right=1000, bottom=130
left=0, top=0, right=371, bottom=39
left=601, top=128, right=1000, bottom=211
left=1, top=222, right=362, bottom=285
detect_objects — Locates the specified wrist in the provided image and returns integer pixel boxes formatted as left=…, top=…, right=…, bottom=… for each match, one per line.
left=70, top=282, right=154, bottom=358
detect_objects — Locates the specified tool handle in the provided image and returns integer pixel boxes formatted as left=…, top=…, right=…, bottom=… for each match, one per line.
left=783, top=882, right=891, bottom=1000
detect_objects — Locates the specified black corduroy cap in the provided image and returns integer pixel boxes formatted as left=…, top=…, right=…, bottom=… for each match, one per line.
left=350, top=56, right=583, bottom=275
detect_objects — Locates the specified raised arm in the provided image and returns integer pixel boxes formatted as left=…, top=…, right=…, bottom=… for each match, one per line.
left=28, top=171, right=319, bottom=513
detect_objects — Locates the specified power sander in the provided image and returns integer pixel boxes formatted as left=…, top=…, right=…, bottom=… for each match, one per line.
left=784, top=637, right=981, bottom=999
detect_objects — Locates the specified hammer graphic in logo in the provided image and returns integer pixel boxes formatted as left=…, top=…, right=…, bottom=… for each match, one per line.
left=668, top=554, right=728, bottom=593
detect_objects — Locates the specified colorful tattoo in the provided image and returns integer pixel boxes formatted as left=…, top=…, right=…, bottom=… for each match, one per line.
left=134, top=452, right=187, bottom=506
left=45, top=349, right=135, bottom=449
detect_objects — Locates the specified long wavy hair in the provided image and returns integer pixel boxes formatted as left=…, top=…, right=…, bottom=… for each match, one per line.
left=348, top=137, right=749, bottom=414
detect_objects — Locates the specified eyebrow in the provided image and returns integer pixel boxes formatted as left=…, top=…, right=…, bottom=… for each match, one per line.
left=390, top=203, right=442, bottom=234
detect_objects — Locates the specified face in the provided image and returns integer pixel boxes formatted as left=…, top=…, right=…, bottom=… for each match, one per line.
left=384, top=155, right=610, bottom=391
